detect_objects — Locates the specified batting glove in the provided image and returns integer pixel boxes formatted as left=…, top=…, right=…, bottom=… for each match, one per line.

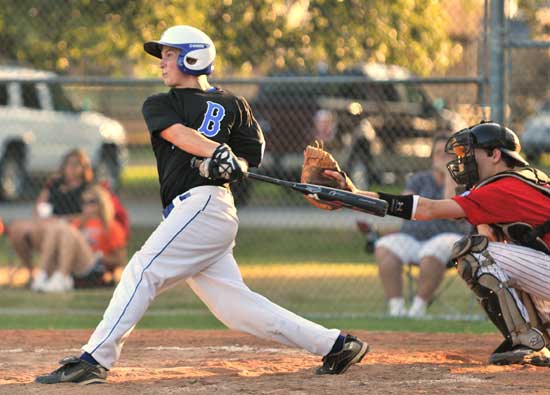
left=198, top=144, right=248, bottom=182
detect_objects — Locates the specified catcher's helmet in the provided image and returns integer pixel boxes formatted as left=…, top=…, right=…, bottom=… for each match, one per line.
left=445, top=121, right=528, bottom=189
left=144, top=25, right=216, bottom=76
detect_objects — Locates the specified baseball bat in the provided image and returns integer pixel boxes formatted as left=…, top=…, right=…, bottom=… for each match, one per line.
left=191, top=158, right=388, bottom=217
left=246, top=172, right=388, bottom=217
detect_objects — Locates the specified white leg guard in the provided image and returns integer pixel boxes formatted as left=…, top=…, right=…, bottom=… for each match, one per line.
left=453, top=234, right=546, bottom=350
left=527, top=293, right=550, bottom=344
left=477, top=272, right=545, bottom=350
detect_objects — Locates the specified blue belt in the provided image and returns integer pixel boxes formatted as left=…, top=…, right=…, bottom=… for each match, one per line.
left=162, top=192, right=191, bottom=219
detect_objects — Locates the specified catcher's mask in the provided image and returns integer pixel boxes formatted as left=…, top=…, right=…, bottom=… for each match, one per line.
left=445, top=121, right=528, bottom=190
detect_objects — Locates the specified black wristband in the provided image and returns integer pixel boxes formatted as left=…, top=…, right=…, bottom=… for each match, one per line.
left=377, top=192, right=413, bottom=220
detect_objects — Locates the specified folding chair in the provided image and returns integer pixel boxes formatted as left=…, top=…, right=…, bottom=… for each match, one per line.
left=405, top=261, right=478, bottom=318
left=1, top=232, right=33, bottom=288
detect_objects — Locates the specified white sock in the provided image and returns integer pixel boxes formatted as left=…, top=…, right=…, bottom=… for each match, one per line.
left=408, top=296, right=427, bottom=317
left=31, top=270, right=48, bottom=291
left=388, top=297, right=406, bottom=317
left=43, top=271, right=74, bottom=292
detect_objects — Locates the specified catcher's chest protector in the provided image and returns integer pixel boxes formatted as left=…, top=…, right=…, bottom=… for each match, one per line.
left=475, top=167, right=550, bottom=253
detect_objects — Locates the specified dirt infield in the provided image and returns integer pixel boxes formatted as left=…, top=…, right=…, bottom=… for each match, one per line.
left=0, top=330, right=549, bottom=394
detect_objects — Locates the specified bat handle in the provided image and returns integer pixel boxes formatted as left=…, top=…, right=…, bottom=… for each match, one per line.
left=190, top=157, right=203, bottom=169
left=191, top=157, right=250, bottom=180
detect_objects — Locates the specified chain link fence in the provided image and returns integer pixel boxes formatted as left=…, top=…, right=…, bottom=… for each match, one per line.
left=0, top=1, right=547, bottom=320
left=507, top=45, right=550, bottom=167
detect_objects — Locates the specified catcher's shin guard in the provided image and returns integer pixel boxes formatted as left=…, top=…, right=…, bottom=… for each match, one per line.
left=477, top=273, right=545, bottom=350
left=452, top=235, right=546, bottom=351
left=520, top=291, right=550, bottom=347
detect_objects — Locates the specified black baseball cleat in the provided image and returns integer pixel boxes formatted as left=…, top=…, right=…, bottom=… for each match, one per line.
left=316, top=334, right=370, bottom=375
left=489, top=339, right=550, bottom=367
left=35, top=356, right=107, bottom=384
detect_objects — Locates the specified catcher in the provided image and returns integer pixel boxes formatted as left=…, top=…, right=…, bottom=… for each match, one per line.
left=303, top=122, right=550, bottom=366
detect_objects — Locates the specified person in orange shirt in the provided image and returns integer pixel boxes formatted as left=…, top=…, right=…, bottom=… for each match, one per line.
left=32, top=184, right=127, bottom=292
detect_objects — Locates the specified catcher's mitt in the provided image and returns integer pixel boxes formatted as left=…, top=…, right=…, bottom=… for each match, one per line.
left=300, top=141, right=343, bottom=210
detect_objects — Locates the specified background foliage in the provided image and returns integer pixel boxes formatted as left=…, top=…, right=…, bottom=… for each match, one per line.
left=0, top=0, right=471, bottom=77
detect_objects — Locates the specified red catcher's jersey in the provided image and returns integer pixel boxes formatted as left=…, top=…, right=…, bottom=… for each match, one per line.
left=453, top=177, right=550, bottom=245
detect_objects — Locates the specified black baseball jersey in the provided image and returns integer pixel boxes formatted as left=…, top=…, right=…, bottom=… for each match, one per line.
left=142, top=87, right=264, bottom=208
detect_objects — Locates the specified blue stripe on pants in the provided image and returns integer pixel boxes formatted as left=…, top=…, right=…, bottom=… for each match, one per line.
left=90, top=195, right=211, bottom=354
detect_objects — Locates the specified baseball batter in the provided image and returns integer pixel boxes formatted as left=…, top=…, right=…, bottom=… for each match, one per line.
left=325, top=121, right=550, bottom=366
left=35, top=25, right=368, bottom=385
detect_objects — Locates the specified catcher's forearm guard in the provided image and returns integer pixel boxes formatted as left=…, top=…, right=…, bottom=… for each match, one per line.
left=377, top=192, right=415, bottom=220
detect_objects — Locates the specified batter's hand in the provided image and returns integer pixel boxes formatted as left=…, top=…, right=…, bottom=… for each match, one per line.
left=200, top=144, right=248, bottom=182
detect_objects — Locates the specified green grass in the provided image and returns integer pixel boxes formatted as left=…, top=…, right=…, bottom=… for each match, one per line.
left=0, top=227, right=489, bottom=333
left=0, top=271, right=487, bottom=332
left=122, top=227, right=369, bottom=265
left=0, top=312, right=493, bottom=333
left=0, top=313, right=225, bottom=330
left=319, top=317, right=494, bottom=333
left=0, top=283, right=490, bottom=333
left=0, top=227, right=365, bottom=268
left=121, top=227, right=371, bottom=265
left=235, top=228, right=369, bottom=264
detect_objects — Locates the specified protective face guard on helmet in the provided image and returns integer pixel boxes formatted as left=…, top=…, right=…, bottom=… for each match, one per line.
left=445, top=128, right=480, bottom=190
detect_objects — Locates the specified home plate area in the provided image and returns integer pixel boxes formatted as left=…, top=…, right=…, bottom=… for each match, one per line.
left=0, top=330, right=549, bottom=395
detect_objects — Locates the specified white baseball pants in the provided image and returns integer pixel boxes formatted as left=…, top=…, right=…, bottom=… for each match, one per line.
left=82, top=186, right=339, bottom=369
left=476, top=242, right=550, bottom=323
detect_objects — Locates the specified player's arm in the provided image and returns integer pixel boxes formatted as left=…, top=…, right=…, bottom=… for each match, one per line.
left=352, top=190, right=465, bottom=220
left=32, top=188, right=50, bottom=217
left=160, top=124, right=219, bottom=157
left=324, top=169, right=466, bottom=221
left=142, top=94, right=219, bottom=158
left=162, top=124, right=252, bottom=178
left=414, top=197, right=465, bottom=220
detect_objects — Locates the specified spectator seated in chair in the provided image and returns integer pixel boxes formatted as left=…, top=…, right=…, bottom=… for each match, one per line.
left=6, top=149, right=94, bottom=277
left=31, top=184, right=127, bottom=293
left=373, top=134, right=472, bottom=318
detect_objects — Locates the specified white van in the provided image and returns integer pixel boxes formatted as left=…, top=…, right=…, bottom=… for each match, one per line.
left=0, top=66, right=127, bottom=200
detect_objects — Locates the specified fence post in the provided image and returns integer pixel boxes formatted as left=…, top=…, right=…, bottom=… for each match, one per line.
left=489, top=0, right=505, bottom=124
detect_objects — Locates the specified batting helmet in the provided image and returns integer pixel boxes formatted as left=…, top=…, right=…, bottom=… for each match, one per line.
left=144, top=25, right=216, bottom=76
left=445, top=121, right=528, bottom=189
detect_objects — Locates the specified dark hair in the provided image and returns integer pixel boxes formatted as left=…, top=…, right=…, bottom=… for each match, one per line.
left=485, top=147, right=523, bottom=168
left=501, top=151, right=522, bottom=168
left=60, top=148, right=94, bottom=183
